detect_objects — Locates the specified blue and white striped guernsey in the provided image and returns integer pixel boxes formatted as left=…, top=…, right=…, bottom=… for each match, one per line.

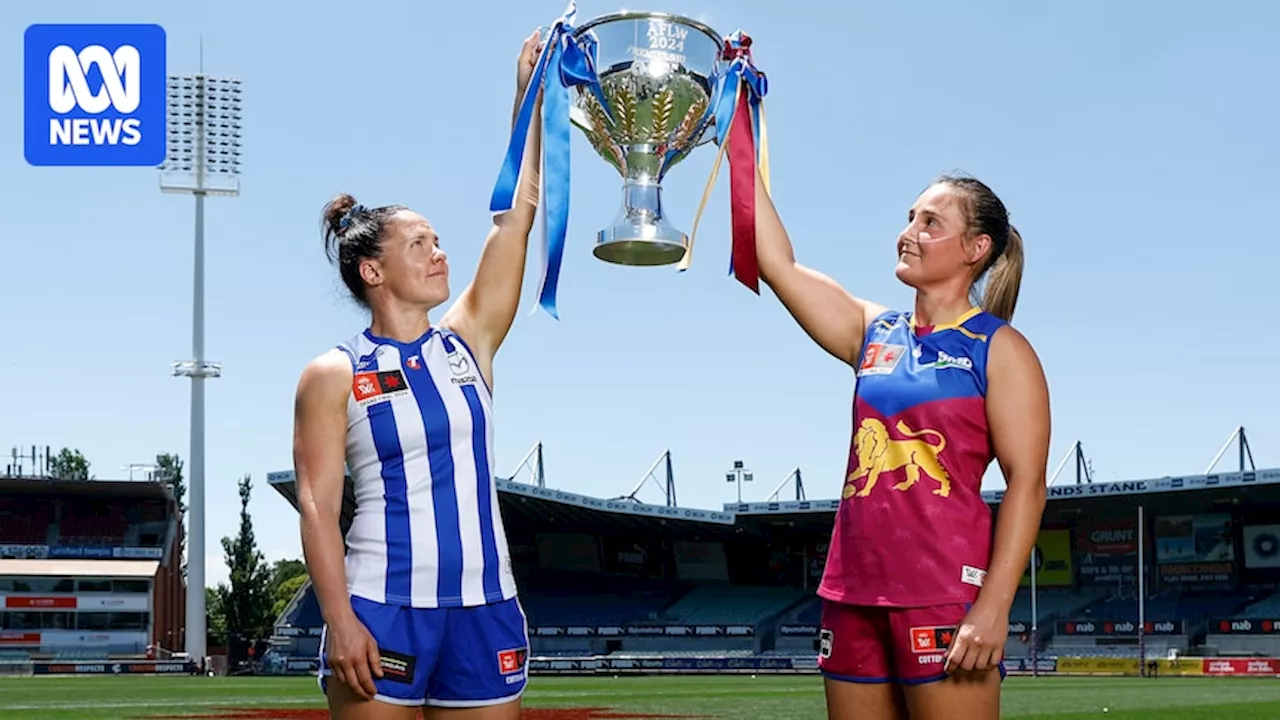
left=337, top=326, right=516, bottom=608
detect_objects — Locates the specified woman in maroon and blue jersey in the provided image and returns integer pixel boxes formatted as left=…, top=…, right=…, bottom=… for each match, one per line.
left=747, top=166, right=1050, bottom=720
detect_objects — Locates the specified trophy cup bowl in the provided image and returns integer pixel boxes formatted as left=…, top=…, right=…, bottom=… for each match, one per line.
left=568, top=11, right=725, bottom=266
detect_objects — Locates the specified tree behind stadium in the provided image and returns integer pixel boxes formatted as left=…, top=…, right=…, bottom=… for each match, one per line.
left=48, top=447, right=91, bottom=480
left=154, top=453, right=186, bottom=577
left=217, top=474, right=273, bottom=667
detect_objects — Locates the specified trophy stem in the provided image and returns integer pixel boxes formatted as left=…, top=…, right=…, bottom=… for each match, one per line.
left=592, top=176, right=689, bottom=267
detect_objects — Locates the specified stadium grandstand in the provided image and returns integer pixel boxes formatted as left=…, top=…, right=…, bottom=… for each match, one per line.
left=0, top=452, right=192, bottom=677
left=262, top=428, right=1280, bottom=679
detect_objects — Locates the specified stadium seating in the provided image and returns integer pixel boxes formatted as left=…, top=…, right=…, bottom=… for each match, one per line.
left=1076, top=590, right=1255, bottom=623
left=518, top=570, right=691, bottom=627
left=1008, top=587, right=1110, bottom=622
left=0, top=503, right=52, bottom=544
left=1229, top=591, right=1280, bottom=618
left=776, top=596, right=820, bottom=626
left=654, top=583, right=806, bottom=626
left=58, top=505, right=130, bottom=545
left=276, top=584, right=323, bottom=630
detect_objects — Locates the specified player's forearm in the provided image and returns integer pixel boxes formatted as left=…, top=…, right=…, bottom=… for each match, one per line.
left=502, top=97, right=542, bottom=231
left=977, top=478, right=1046, bottom=613
left=300, top=508, right=356, bottom=626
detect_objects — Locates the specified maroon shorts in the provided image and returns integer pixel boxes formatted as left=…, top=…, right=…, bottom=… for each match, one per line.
left=817, top=599, right=1006, bottom=685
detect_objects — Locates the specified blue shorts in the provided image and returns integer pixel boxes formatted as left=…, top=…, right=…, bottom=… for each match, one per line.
left=319, top=594, right=529, bottom=708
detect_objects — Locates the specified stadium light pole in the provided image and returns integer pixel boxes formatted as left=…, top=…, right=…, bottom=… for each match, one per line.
left=725, top=460, right=753, bottom=504
left=1137, top=504, right=1146, bottom=677
left=158, top=72, right=242, bottom=666
left=1030, top=542, right=1039, bottom=677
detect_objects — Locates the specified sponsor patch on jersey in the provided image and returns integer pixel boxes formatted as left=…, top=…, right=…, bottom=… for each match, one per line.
left=405, top=355, right=422, bottom=371
left=447, top=350, right=480, bottom=386
left=910, top=626, right=956, bottom=654
left=353, top=369, right=409, bottom=405
left=961, top=565, right=987, bottom=587
left=497, top=647, right=527, bottom=675
left=858, top=343, right=906, bottom=376
left=377, top=648, right=415, bottom=684
left=934, top=349, right=974, bottom=370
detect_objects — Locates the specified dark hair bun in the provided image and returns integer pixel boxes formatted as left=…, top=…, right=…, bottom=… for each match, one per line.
left=322, top=193, right=359, bottom=263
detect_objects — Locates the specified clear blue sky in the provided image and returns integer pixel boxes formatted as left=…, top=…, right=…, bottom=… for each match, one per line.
left=3, top=1, right=1278, bottom=588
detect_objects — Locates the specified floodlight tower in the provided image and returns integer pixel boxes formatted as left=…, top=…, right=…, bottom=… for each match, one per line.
left=158, top=73, right=242, bottom=665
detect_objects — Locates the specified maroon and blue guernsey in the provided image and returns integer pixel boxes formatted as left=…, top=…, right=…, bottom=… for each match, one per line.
left=819, top=307, right=1007, bottom=608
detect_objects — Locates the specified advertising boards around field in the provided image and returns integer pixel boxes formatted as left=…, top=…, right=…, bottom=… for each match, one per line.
left=1002, top=657, right=1058, bottom=674
left=1208, top=618, right=1280, bottom=635
left=1020, top=529, right=1073, bottom=587
left=1202, top=658, right=1280, bottom=676
left=1057, top=620, right=1184, bottom=637
left=32, top=660, right=194, bottom=675
left=1242, top=525, right=1280, bottom=569
left=1075, top=517, right=1139, bottom=587
left=1154, top=514, right=1235, bottom=585
left=0, top=631, right=39, bottom=646
left=526, top=655, right=801, bottom=675
left=0, top=544, right=48, bottom=560
left=1153, top=658, right=1205, bottom=676
left=1056, top=656, right=1140, bottom=675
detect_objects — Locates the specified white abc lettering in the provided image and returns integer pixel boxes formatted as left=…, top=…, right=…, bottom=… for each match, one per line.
left=48, top=44, right=142, bottom=114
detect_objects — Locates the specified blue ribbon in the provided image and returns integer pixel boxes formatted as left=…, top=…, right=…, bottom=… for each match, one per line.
left=710, top=33, right=768, bottom=277
left=488, top=1, right=610, bottom=319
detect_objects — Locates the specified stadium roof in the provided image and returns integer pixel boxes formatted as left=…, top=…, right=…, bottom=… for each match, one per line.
left=0, top=559, right=160, bottom=577
left=266, top=470, right=737, bottom=540
left=0, top=476, right=173, bottom=502
left=265, top=466, right=1280, bottom=536
left=725, top=467, right=1280, bottom=516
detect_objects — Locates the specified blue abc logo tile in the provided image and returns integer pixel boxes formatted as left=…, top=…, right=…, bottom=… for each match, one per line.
left=24, top=24, right=167, bottom=167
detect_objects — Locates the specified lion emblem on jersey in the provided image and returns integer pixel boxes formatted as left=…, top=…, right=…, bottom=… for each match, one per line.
left=843, top=418, right=951, bottom=499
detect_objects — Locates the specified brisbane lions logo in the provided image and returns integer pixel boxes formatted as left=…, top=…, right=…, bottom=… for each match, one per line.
left=843, top=418, right=951, bottom=499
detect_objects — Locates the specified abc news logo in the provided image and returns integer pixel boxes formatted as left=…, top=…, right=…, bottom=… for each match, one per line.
left=24, top=24, right=167, bottom=167
left=47, top=44, right=144, bottom=146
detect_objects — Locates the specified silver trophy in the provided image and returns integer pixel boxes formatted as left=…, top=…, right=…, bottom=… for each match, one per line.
left=567, top=12, right=725, bottom=266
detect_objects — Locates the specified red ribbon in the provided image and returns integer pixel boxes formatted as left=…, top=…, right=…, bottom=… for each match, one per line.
left=727, top=82, right=759, bottom=294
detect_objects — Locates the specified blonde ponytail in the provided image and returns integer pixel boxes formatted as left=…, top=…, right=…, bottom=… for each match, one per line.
left=981, top=225, right=1024, bottom=322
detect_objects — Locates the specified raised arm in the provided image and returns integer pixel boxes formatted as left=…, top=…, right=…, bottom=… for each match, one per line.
left=294, top=350, right=382, bottom=700
left=443, top=31, right=543, bottom=375
left=753, top=165, right=886, bottom=366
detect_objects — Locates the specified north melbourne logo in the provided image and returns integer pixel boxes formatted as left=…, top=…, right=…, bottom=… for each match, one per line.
left=24, top=24, right=167, bottom=166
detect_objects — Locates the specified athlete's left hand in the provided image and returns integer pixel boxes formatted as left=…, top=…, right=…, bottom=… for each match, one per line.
left=516, top=29, right=542, bottom=93
left=944, top=602, right=1008, bottom=676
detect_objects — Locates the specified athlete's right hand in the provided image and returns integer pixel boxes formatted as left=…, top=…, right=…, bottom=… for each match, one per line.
left=326, top=615, right=383, bottom=700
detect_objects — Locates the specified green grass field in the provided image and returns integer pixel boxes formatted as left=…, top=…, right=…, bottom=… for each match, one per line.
left=0, top=674, right=1277, bottom=719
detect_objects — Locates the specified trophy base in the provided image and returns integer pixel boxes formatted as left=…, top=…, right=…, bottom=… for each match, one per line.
left=592, top=223, right=689, bottom=266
